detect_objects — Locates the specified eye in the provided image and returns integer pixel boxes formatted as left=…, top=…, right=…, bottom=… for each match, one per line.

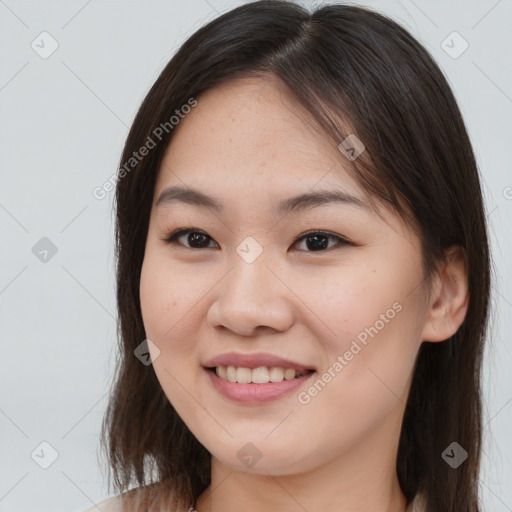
left=162, top=228, right=218, bottom=249
left=291, top=230, right=350, bottom=252
left=161, top=228, right=350, bottom=252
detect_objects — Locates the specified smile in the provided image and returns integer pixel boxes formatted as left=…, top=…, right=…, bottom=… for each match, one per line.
left=214, top=365, right=312, bottom=384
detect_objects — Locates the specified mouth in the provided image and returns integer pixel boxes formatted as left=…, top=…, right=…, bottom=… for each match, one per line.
left=207, top=365, right=315, bottom=384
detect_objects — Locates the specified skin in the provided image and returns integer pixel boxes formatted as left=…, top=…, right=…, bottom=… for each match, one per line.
left=139, top=75, right=469, bottom=512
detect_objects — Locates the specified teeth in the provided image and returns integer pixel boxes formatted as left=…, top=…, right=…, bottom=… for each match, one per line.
left=216, top=365, right=227, bottom=380
left=226, top=365, right=237, bottom=383
left=269, top=367, right=284, bottom=382
left=236, top=367, right=252, bottom=384
left=215, top=365, right=310, bottom=384
left=284, top=368, right=296, bottom=380
left=251, top=366, right=269, bottom=384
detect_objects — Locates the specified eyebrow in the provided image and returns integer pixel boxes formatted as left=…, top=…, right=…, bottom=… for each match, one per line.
left=155, top=185, right=368, bottom=215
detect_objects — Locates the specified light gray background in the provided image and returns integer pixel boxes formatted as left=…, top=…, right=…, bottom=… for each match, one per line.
left=0, top=1, right=511, bottom=511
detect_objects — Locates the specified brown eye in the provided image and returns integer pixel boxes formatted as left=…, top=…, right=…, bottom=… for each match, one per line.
left=163, top=229, right=218, bottom=249
left=291, top=231, right=350, bottom=252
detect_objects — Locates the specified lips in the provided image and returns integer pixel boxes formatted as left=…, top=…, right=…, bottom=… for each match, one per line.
left=205, top=367, right=315, bottom=403
left=202, top=352, right=316, bottom=403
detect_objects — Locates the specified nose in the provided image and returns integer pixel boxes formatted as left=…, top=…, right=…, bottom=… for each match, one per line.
left=206, top=253, right=295, bottom=337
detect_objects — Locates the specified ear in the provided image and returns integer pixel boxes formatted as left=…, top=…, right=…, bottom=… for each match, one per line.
left=421, top=245, right=470, bottom=343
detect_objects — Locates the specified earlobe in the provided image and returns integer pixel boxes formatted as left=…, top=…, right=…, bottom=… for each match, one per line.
left=421, top=245, right=470, bottom=343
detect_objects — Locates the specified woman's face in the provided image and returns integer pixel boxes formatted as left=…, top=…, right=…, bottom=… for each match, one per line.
left=140, top=76, right=430, bottom=475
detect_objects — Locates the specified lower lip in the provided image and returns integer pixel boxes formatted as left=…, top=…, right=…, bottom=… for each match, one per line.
left=205, top=368, right=315, bottom=403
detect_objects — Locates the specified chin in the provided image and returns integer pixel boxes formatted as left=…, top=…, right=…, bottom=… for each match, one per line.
left=199, top=434, right=319, bottom=476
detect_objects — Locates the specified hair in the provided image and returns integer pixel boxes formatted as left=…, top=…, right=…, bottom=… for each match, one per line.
left=99, top=1, right=491, bottom=511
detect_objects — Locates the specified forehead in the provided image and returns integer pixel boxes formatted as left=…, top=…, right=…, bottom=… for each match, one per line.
left=156, top=75, right=366, bottom=201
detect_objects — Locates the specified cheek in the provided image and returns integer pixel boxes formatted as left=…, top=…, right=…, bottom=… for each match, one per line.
left=139, top=252, right=199, bottom=410
left=306, top=261, right=422, bottom=397
left=300, top=264, right=406, bottom=353
left=139, top=251, right=187, bottom=353
left=139, top=257, right=169, bottom=338
left=139, top=248, right=206, bottom=365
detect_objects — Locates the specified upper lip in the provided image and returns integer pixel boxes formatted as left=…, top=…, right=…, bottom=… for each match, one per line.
left=203, top=352, right=315, bottom=371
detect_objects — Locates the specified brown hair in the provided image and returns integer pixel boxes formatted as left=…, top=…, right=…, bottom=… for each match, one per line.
left=100, top=2, right=491, bottom=511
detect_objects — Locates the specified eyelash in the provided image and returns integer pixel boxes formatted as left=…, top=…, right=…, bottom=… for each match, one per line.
left=161, top=228, right=351, bottom=253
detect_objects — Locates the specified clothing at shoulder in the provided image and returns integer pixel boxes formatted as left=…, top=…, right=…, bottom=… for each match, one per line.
left=82, top=491, right=425, bottom=512
left=80, top=495, right=123, bottom=512
left=407, top=492, right=427, bottom=512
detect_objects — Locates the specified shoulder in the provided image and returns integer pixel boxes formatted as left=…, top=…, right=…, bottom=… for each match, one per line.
left=80, top=495, right=123, bottom=512
left=79, top=481, right=183, bottom=512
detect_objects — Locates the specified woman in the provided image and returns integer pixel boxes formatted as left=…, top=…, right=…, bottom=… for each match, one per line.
left=87, top=1, right=491, bottom=511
